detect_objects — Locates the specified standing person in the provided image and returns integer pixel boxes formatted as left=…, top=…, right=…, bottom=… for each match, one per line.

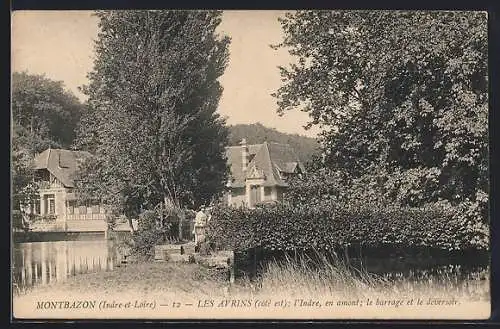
left=195, top=206, right=208, bottom=225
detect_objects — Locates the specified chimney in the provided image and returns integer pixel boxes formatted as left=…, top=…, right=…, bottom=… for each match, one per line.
left=240, top=138, right=249, bottom=171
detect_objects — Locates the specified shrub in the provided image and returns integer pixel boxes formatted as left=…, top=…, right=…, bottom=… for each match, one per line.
left=198, top=242, right=211, bottom=256
left=131, top=210, right=171, bottom=259
left=285, top=168, right=489, bottom=227
left=206, top=201, right=488, bottom=252
left=12, top=210, right=27, bottom=231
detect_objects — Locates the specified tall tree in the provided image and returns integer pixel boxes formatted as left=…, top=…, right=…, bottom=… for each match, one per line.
left=12, top=71, right=83, bottom=151
left=273, top=11, right=487, bottom=211
left=75, top=10, right=231, bottom=234
left=11, top=123, right=38, bottom=217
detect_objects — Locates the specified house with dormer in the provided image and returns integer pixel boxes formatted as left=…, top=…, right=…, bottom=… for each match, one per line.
left=224, top=139, right=304, bottom=208
left=24, top=140, right=303, bottom=228
left=26, top=148, right=107, bottom=231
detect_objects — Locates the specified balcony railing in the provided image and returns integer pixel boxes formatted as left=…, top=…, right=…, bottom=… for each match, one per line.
left=66, top=213, right=107, bottom=221
left=31, top=214, right=57, bottom=223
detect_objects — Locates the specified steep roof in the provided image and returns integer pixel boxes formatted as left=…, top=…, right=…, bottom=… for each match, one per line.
left=225, top=144, right=261, bottom=187
left=267, top=142, right=305, bottom=174
left=34, top=148, right=92, bottom=188
left=226, top=141, right=304, bottom=188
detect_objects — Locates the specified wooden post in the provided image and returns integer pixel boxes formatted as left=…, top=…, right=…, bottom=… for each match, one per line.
left=229, top=251, right=235, bottom=284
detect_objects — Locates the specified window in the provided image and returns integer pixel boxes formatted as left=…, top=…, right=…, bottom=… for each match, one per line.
left=91, top=205, right=100, bottom=214
left=249, top=185, right=261, bottom=207
left=231, top=188, right=245, bottom=197
left=34, top=197, right=41, bottom=215
left=36, top=170, right=50, bottom=184
left=79, top=206, right=87, bottom=215
left=44, top=194, right=55, bottom=215
left=280, top=172, right=289, bottom=181
left=264, top=187, right=272, bottom=196
left=48, top=199, right=55, bottom=215
left=68, top=201, right=75, bottom=215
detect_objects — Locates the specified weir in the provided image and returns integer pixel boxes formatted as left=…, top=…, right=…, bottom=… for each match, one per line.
left=13, top=222, right=132, bottom=243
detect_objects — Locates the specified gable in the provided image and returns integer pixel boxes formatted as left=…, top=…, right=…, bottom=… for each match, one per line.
left=247, top=165, right=265, bottom=180
left=225, top=144, right=262, bottom=187
left=225, top=141, right=304, bottom=188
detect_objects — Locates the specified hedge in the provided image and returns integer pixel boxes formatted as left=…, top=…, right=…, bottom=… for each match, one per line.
left=206, top=201, right=489, bottom=252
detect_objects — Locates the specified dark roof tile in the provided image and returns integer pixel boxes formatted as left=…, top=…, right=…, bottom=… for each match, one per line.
left=34, top=148, right=92, bottom=188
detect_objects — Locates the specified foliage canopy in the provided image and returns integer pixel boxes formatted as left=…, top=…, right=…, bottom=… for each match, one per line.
left=75, top=10, right=231, bottom=224
left=273, top=11, right=488, bottom=213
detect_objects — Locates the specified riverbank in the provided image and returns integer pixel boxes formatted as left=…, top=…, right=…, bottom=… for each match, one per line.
left=13, top=260, right=490, bottom=319
left=14, top=262, right=231, bottom=298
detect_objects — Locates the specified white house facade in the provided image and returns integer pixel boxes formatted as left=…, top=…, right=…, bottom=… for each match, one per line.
left=224, top=139, right=304, bottom=208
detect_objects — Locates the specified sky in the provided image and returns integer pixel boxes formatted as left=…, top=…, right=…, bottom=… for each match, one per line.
left=11, top=10, right=319, bottom=137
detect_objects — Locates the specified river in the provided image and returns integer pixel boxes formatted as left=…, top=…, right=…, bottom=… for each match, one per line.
left=12, top=238, right=490, bottom=298
left=12, top=237, right=118, bottom=293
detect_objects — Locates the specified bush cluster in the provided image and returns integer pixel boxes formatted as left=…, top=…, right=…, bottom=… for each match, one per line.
left=131, top=210, right=172, bottom=259
left=206, top=201, right=488, bottom=252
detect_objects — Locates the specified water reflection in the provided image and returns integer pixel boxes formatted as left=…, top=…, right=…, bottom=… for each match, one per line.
left=12, top=239, right=116, bottom=292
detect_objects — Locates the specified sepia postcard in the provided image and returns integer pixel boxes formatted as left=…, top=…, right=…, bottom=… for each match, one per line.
left=11, top=9, right=490, bottom=320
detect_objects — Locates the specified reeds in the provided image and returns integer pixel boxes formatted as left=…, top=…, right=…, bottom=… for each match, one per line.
left=252, top=250, right=489, bottom=301
left=255, top=250, right=386, bottom=299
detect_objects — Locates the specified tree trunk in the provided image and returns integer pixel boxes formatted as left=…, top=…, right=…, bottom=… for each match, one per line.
left=163, top=195, right=185, bottom=242
left=159, top=201, right=164, bottom=228
left=163, top=196, right=180, bottom=238
left=178, top=209, right=185, bottom=241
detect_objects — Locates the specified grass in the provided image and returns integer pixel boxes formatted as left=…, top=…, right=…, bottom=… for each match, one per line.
left=12, top=257, right=490, bottom=320
left=257, top=253, right=490, bottom=302
left=14, top=262, right=229, bottom=300
left=257, top=252, right=386, bottom=299
left=13, top=251, right=489, bottom=304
